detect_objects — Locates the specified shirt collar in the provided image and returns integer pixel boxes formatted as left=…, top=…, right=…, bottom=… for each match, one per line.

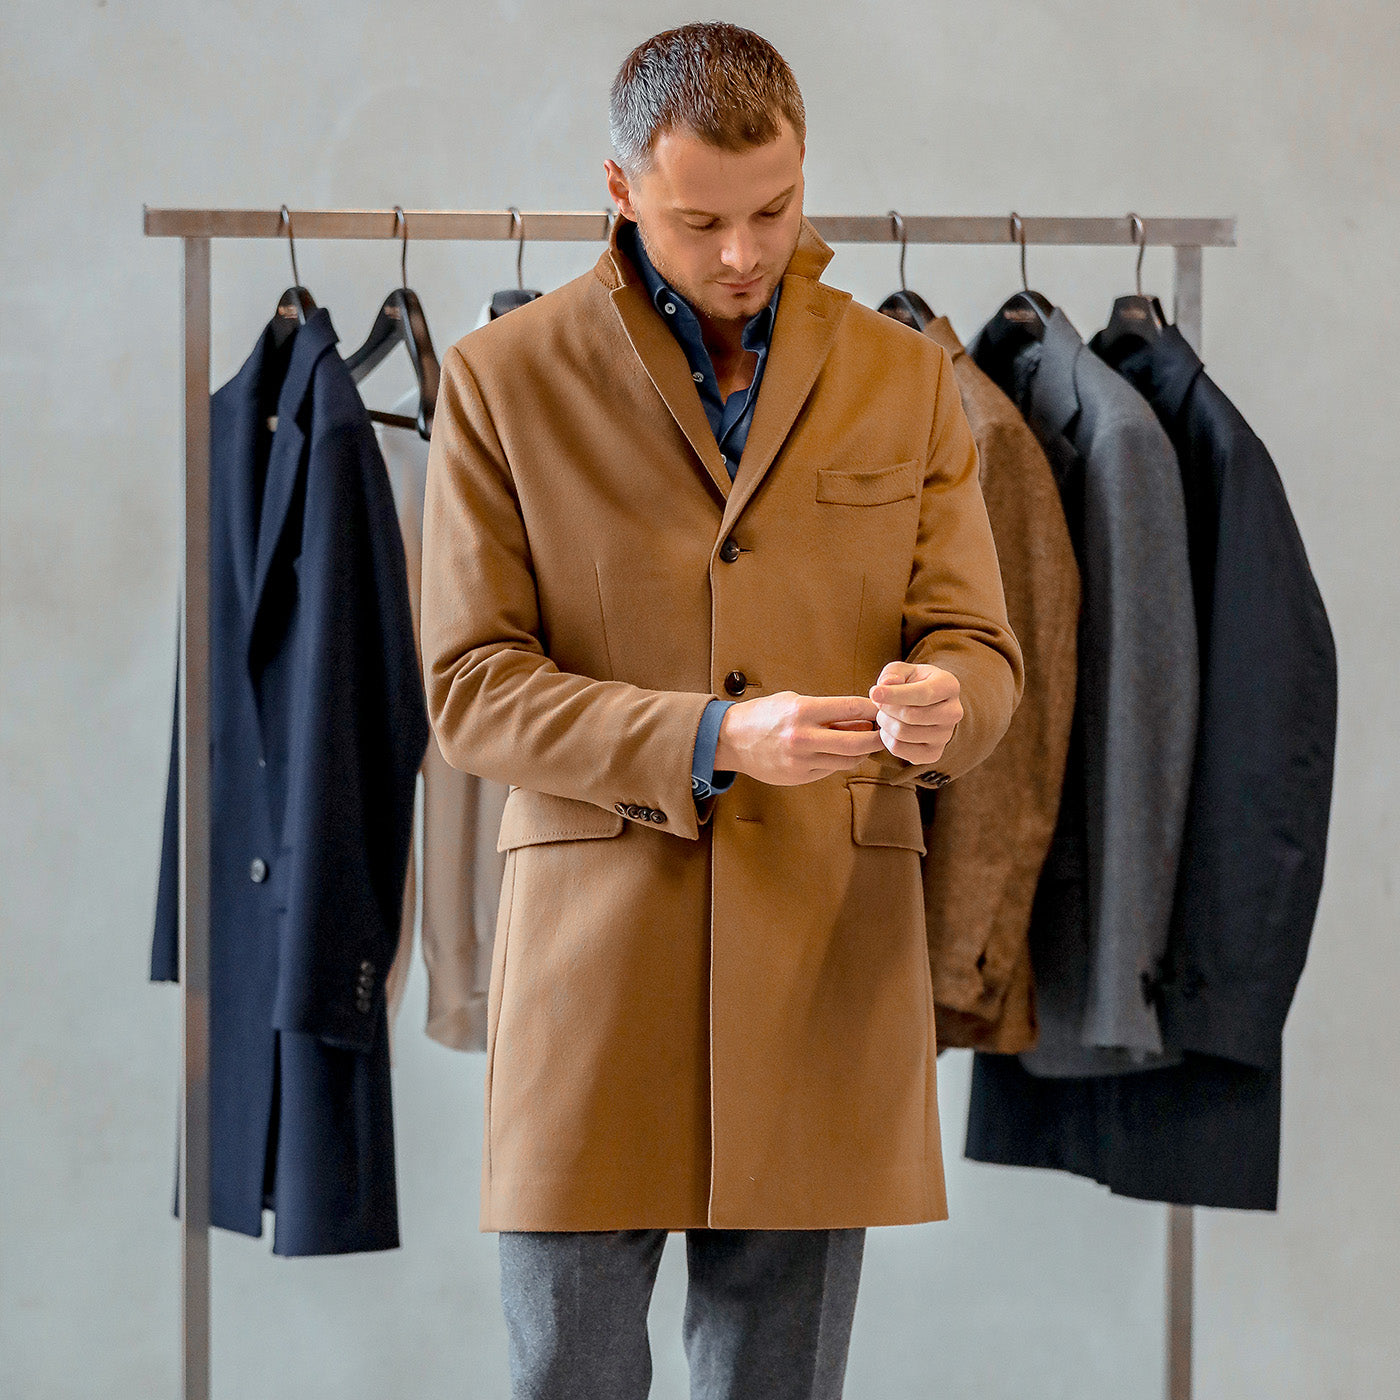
left=618, top=217, right=781, bottom=353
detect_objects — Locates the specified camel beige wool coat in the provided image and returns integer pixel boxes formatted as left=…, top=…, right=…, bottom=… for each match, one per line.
left=419, top=213, right=1025, bottom=1232
left=917, top=317, right=1081, bottom=1054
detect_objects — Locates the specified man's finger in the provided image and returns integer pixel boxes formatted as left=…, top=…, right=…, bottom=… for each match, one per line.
left=871, top=672, right=958, bottom=705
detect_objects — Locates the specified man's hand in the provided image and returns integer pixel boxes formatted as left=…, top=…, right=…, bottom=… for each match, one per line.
left=713, top=691, right=887, bottom=787
left=868, top=660, right=962, bottom=765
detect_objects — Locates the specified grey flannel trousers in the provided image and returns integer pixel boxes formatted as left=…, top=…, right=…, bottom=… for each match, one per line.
left=497, top=1227, right=866, bottom=1400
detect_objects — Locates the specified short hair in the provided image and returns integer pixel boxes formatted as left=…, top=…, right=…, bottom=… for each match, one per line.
left=609, top=22, right=806, bottom=179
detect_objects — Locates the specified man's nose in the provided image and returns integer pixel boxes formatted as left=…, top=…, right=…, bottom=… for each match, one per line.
left=720, top=229, right=761, bottom=274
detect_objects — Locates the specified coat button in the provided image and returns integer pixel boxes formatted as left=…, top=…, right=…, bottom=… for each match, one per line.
left=249, top=857, right=268, bottom=883
left=723, top=670, right=747, bottom=696
left=719, top=537, right=740, bottom=563
left=648, top=810, right=666, bottom=823
left=615, top=802, right=627, bottom=814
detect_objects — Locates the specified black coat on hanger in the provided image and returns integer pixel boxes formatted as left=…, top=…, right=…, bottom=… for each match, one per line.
left=152, top=307, right=429, bottom=1254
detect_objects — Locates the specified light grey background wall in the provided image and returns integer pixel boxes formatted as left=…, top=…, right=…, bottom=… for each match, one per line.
left=2, top=2, right=1394, bottom=1397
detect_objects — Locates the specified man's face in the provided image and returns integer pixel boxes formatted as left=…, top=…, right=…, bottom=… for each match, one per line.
left=605, top=119, right=805, bottom=327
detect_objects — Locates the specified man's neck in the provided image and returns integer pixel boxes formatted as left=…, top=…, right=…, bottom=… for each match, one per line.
left=699, top=317, right=755, bottom=386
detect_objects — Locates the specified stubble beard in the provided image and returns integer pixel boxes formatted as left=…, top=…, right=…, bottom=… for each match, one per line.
left=635, top=216, right=797, bottom=326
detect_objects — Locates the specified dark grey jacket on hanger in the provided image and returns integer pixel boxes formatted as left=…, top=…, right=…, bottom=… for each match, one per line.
left=968, top=308, right=1198, bottom=1076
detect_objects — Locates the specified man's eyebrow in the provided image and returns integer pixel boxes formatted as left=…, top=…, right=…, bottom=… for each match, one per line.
left=674, top=184, right=797, bottom=217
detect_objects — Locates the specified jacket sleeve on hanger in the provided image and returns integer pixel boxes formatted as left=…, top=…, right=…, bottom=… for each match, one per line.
left=267, top=407, right=430, bottom=1054
left=868, top=343, right=1025, bottom=789
left=420, top=343, right=719, bottom=842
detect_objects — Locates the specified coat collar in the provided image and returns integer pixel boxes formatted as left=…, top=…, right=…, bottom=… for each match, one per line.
left=921, top=314, right=967, bottom=365
left=219, top=305, right=340, bottom=640
left=594, top=213, right=851, bottom=530
left=1027, top=307, right=1085, bottom=443
left=1091, top=322, right=1206, bottom=422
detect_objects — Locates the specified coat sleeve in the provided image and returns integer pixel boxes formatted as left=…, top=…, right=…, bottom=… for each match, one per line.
left=267, top=409, right=430, bottom=1053
left=419, top=342, right=717, bottom=841
left=870, top=342, right=1025, bottom=789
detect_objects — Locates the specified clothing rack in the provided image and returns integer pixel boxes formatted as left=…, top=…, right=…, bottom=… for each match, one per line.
left=142, top=205, right=1236, bottom=1400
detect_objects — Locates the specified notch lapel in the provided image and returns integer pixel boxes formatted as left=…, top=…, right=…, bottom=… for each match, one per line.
left=218, top=328, right=270, bottom=622
left=718, top=275, right=849, bottom=538
left=609, top=283, right=734, bottom=501
left=246, top=308, right=339, bottom=661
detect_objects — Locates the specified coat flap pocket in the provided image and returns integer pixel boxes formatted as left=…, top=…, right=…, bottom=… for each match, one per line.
left=496, top=786, right=626, bottom=852
left=815, top=458, right=919, bottom=506
left=848, top=778, right=927, bottom=854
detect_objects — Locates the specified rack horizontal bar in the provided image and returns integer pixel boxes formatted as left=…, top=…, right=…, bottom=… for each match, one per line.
left=142, top=206, right=1235, bottom=247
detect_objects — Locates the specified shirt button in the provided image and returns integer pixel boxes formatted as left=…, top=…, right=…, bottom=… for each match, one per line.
left=692, top=370, right=704, bottom=382
left=249, top=857, right=268, bottom=883
left=664, top=301, right=677, bottom=314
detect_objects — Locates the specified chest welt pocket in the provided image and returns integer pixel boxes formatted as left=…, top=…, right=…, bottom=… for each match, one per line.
left=847, top=778, right=927, bottom=854
left=496, top=786, right=626, bottom=852
left=815, top=458, right=920, bottom=506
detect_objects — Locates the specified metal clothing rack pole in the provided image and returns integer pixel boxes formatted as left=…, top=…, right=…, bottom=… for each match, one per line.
left=142, top=205, right=1234, bottom=1400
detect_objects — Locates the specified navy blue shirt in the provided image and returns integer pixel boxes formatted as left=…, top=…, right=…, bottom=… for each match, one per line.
left=618, top=218, right=782, bottom=803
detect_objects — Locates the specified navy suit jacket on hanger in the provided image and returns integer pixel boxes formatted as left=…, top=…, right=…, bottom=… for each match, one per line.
left=151, top=306, right=428, bottom=1254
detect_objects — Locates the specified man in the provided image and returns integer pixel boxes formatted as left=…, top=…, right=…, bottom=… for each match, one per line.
left=420, top=22, right=1023, bottom=1400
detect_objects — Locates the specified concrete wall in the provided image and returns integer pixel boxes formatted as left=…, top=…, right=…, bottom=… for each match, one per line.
left=3, top=2, right=1395, bottom=1396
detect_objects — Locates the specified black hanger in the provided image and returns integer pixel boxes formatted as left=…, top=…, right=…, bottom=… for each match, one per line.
left=877, top=211, right=937, bottom=330
left=271, top=204, right=317, bottom=352
left=1093, top=213, right=1167, bottom=360
left=342, top=207, right=440, bottom=441
left=974, top=212, right=1054, bottom=381
left=483, top=207, right=544, bottom=319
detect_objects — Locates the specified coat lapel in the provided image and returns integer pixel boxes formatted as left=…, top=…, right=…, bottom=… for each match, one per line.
left=608, top=281, right=734, bottom=499
left=719, top=272, right=849, bottom=537
left=217, top=328, right=269, bottom=621
left=595, top=214, right=851, bottom=524
left=246, top=308, right=340, bottom=655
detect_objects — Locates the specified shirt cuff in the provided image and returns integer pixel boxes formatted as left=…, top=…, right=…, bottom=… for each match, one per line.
left=691, top=698, right=738, bottom=801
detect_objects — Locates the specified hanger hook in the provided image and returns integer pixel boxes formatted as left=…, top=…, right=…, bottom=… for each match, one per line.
left=888, top=210, right=908, bottom=291
left=1010, top=211, right=1029, bottom=292
left=507, top=206, right=525, bottom=291
left=1128, top=212, right=1146, bottom=295
left=394, top=206, right=408, bottom=290
left=280, top=204, right=301, bottom=290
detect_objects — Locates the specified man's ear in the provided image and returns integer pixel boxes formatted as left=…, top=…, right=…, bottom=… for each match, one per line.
left=603, top=159, right=634, bottom=219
